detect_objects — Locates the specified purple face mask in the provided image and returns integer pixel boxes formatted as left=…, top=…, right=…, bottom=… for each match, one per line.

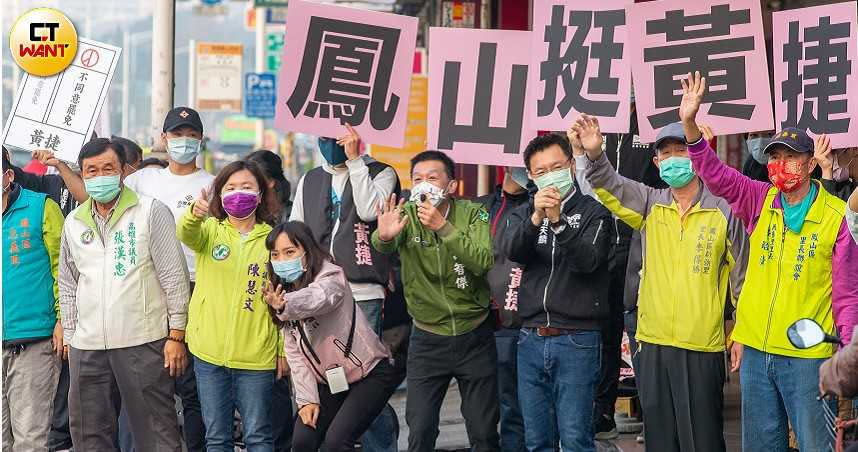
left=222, top=190, right=259, bottom=219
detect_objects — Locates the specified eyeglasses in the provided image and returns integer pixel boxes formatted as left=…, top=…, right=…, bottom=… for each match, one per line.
left=530, top=160, right=572, bottom=179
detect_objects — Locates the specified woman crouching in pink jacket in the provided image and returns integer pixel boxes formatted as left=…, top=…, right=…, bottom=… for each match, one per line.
left=262, top=221, right=399, bottom=452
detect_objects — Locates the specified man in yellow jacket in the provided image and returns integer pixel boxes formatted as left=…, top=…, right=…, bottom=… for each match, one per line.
left=577, top=114, right=748, bottom=452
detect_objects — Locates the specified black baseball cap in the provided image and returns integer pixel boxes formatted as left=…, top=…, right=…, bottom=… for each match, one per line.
left=764, top=127, right=813, bottom=155
left=163, top=107, right=204, bottom=134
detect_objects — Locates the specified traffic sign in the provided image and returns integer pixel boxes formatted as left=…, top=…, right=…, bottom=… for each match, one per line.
left=192, top=42, right=243, bottom=111
left=244, top=73, right=276, bottom=119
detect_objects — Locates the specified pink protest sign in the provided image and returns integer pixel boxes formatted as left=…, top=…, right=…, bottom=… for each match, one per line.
left=274, top=0, right=418, bottom=147
left=428, top=28, right=535, bottom=167
left=626, top=0, right=774, bottom=143
left=530, top=0, right=633, bottom=133
left=773, top=2, right=858, bottom=148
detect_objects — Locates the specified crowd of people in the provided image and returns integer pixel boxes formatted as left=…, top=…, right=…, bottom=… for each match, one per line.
left=3, top=71, right=858, bottom=452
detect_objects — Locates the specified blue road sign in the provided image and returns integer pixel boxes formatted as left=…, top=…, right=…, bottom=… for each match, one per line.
left=244, top=73, right=276, bottom=119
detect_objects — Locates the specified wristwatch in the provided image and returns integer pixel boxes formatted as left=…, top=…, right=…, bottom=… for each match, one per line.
left=550, top=215, right=566, bottom=229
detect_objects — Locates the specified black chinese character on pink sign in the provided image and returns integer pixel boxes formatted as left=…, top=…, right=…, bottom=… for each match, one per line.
left=438, top=43, right=528, bottom=155
left=782, top=17, right=852, bottom=134
left=644, top=4, right=756, bottom=129
left=287, top=18, right=401, bottom=130
left=539, top=5, right=625, bottom=118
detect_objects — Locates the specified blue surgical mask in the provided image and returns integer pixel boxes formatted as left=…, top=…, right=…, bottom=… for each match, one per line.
left=271, top=256, right=305, bottom=283
left=508, top=167, right=530, bottom=190
left=659, top=156, right=696, bottom=188
left=318, top=138, right=347, bottom=166
left=747, top=137, right=768, bottom=165
left=84, top=175, right=121, bottom=203
left=167, top=137, right=201, bottom=164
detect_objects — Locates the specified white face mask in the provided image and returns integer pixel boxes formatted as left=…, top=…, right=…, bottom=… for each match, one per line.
left=409, top=181, right=447, bottom=207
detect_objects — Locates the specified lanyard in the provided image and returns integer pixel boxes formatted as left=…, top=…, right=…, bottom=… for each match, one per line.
left=296, top=298, right=357, bottom=376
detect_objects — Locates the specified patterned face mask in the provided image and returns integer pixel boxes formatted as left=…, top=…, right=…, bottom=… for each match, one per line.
left=767, top=159, right=808, bottom=193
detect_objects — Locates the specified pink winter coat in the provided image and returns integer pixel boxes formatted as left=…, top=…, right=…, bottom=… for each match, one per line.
left=276, top=260, right=390, bottom=407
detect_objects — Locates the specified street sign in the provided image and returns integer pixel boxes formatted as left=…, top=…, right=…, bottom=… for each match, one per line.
left=244, top=73, right=276, bottom=119
left=254, top=0, right=289, bottom=7
left=266, top=30, right=285, bottom=73
left=266, top=7, right=288, bottom=24
left=193, top=42, right=243, bottom=111
left=2, top=38, right=121, bottom=164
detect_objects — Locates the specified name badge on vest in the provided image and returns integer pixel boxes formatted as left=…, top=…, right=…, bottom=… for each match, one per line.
left=212, top=244, right=230, bottom=261
left=80, top=229, right=94, bottom=245
left=325, top=365, right=349, bottom=394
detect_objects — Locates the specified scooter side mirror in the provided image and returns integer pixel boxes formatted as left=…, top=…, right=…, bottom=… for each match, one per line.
left=787, top=318, right=841, bottom=349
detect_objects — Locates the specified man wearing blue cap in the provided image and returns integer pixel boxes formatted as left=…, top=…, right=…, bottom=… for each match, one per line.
left=682, top=71, right=858, bottom=452
left=576, top=114, right=748, bottom=452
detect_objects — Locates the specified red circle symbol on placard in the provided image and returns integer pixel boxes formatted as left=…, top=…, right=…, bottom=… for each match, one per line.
left=80, top=48, right=99, bottom=68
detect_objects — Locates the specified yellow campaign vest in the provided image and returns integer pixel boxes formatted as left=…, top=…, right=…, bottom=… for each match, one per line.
left=732, top=183, right=844, bottom=359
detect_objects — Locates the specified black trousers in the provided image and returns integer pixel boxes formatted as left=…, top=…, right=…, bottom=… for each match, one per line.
left=406, top=319, right=500, bottom=452
left=48, top=359, right=72, bottom=451
left=270, top=376, right=294, bottom=452
left=292, top=359, right=400, bottom=452
left=179, top=281, right=207, bottom=452
left=637, top=342, right=726, bottom=452
left=594, top=260, right=625, bottom=420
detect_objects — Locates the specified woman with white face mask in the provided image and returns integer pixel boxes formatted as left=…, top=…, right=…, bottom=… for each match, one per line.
left=262, top=221, right=398, bottom=452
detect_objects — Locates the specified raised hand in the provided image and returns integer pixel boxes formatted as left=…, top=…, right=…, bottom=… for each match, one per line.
left=813, top=134, right=833, bottom=179
left=679, top=71, right=706, bottom=124
left=566, top=124, right=585, bottom=155
left=698, top=124, right=715, bottom=142
left=192, top=187, right=210, bottom=219
left=375, top=194, right=409, bottom=242
left=33, top=149, right=61, bottom=168
left=337, top=124, right=361, bottom=161
left=572, top=115, right=604, bottom=160
left=262, top=281, right=285, bottom=311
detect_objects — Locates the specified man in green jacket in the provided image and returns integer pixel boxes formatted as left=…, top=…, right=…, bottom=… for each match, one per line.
left=372, top=150, right=498, bottom=452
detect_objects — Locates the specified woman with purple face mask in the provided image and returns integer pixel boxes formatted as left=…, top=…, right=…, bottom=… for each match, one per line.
left=176, top=160, right=285, bottom=451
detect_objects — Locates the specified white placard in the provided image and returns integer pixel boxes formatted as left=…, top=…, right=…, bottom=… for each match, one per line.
left=2, top=38, right=121, bottom=164
left=193, top=42, right=243, bottom=111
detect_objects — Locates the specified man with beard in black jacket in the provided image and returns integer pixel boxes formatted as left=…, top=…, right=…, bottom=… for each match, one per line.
left=502, top=133, right=614, bottom=452
left=476, top=166, right=530, bottom=452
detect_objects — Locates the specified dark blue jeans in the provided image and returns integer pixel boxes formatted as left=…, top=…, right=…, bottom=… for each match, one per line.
left=194, top=356, right=275, bottom=452
left=495, top=328, right=525, bottom=452
left=740, top=345, right=833, bottom=452
left=517, top=329, right=601, bottom=452
left=357, top=299, right=398, bottom=452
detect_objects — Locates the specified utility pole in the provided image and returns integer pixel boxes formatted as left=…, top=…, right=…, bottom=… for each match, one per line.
left=255, top=6, right=266, bottom=150
left=151, top=0, right=175, bottom=151
left=121, top=31, right=131, bottom=138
